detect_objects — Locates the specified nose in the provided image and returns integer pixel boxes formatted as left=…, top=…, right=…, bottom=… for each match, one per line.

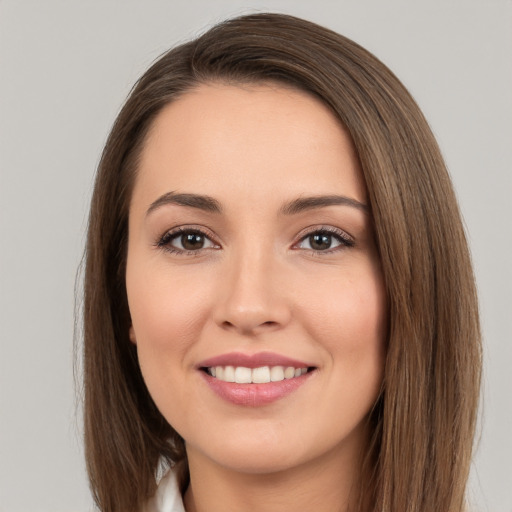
left=213, top=247, right=291, bottom=336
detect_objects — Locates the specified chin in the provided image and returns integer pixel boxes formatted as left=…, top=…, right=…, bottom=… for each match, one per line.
left=183, top=423, right=305, bottom=474
left=185, top=419, right=362, bottom=477
left=206, top=445, right=308, bottom=475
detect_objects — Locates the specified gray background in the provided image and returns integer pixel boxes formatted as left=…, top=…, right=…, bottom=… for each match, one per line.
left=0, top=1, right=511, bottom=511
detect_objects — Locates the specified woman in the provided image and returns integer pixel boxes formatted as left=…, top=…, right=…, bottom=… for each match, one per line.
left=83, top=13, right=481, bottom=512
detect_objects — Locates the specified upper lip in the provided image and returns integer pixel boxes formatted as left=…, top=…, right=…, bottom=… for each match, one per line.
left=197, top=351, right=314, bottom=369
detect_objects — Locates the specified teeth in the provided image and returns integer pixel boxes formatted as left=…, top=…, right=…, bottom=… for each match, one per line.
left=252, top=366, right=271, bottom=383
left=235, top=366, right=252, bottom=383
left=224, top=366, right=235, bottom=382
left=270, top=366, right=284, bottom=381
left=207, top=365, right=310, bottom=383
left=284, top=366, right=295, bottom=379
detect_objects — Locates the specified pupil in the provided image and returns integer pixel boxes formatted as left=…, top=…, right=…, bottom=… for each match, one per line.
left=310, top=234, right=331, bottom=250
left=182, top=233, right=204, bottom=250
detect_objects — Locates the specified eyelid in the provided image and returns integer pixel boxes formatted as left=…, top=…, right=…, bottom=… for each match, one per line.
left=154, top=224, right=354, bottom=256
left=155, top=225, right=221, bottom=255
left=292, top=225, right=355, bottom=252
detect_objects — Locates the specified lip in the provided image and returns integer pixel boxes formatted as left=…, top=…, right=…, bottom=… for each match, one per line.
left=197, top=351, right=314, bottom=369
left=200, top=371, right=314, bottom=406
left=197, top=351, right=316, bottom=407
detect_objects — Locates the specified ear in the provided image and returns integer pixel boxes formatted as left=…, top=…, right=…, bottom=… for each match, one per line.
left=129, top=326, right=137, bottom=344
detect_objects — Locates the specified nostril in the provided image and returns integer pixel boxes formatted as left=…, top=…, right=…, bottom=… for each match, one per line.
left=220, top=319, right=280, bottom=334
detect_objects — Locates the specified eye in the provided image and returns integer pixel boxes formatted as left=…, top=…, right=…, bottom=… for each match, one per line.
left=157, top=228, right=218, bottom=254
left=295, top=228, right=354, bottom=252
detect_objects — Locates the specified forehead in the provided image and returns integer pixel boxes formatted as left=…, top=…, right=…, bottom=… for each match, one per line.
left=133, top=82, right=366, bottom=210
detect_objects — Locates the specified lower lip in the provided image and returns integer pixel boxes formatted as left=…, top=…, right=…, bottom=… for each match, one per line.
left=200, top=371, right=314, bottom=407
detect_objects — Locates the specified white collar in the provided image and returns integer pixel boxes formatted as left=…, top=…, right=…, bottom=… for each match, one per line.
left=144, top=468, right=186, bottom=512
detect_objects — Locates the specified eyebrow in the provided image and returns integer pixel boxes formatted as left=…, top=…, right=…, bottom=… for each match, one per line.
left=146, top=192, right=368, bottom=217
left=146, top=192, right=222, bottom=216
left=279, top=195, right=369, bottom=215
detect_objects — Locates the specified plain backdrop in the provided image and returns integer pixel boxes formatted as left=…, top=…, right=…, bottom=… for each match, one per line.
left=0, top=1, right=511, bottom=511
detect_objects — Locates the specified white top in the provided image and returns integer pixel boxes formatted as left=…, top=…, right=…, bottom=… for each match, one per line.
left=144, top=469, right=186, bottom=512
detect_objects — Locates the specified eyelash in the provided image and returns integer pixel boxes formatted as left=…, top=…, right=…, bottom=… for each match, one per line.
left=155, top=225, right=354, bottom=256
left=155, top=227, right=219, bottom=256
left=295, top=226, right=355, bottom=254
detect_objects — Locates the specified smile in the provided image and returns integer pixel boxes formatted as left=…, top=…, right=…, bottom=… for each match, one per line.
left=205, top=365, right=310, bottom=384
left=198, top=352, right=317, bottom=406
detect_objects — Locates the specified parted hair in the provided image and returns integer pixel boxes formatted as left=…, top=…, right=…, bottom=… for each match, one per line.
left=83, top=12, right=481, bottom=512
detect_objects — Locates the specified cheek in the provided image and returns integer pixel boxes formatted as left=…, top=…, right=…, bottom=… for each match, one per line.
left=300, top=268, right=387, bottom=450
left=305, top=266, right=386, bottom=345
left=125, top=262, right=218, bottom=427
left=300, top=262, right=387, bottom=387
left=125, top=260, right=215, bottom=379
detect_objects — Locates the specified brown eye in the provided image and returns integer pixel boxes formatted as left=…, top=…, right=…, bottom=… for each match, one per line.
left=309, top=233, right=334, bottom=251
left=180, top=232, right=206, bottom=250
left=158, top=229, right=218, bottom=253
left=296, top=229, right=353, bottom=252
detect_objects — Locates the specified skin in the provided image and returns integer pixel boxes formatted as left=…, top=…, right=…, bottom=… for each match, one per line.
left=126, top=83, right=387, bottom=512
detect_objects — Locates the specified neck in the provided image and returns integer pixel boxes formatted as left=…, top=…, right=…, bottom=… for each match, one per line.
left=183, top=434, right=367, bottom=512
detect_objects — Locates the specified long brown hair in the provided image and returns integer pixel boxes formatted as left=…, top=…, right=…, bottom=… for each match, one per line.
left=83, top=13, right=481, bottom=512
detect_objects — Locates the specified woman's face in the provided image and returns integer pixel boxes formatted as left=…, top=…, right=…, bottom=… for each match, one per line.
left=126, top=83, right=387, bottom=476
